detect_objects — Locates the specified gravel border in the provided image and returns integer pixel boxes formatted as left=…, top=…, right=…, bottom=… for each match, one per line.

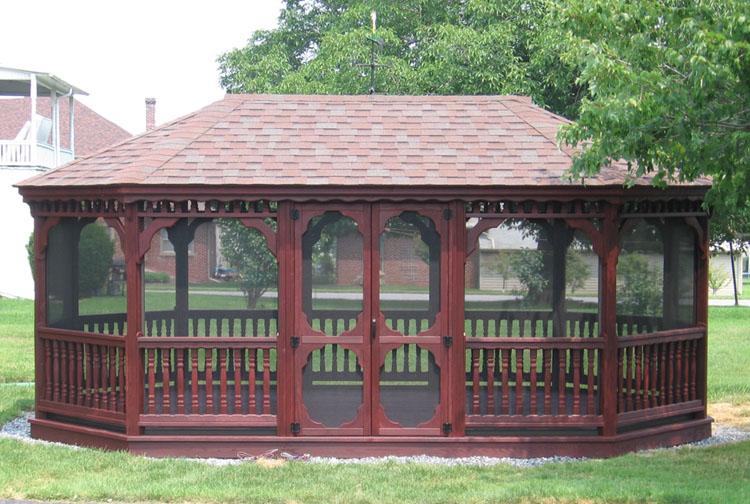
left=3, top=411, right=749, bottom=467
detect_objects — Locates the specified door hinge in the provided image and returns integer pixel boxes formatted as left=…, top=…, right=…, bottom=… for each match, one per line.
left=442, top=423, right=452, bottom=435
left=290, top=336, right=300, bottom=348
left=443, top=336, right=453, bottom=348
left=290, top=209, right=299, bottom=220
left=443, top=209, right=453, bottom=220
left=290, top=422, right=300, bottom=435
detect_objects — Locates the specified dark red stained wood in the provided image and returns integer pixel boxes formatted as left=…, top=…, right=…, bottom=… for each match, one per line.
left=694, top=216, right=709, bottom=417
left=147, top=349, right=155, bottom=413
left=176, top=349, right=185, bottom=414
left=52, top=340, right=60, bottom=402
left=649, top=344, right=657, bottom=409
left=77, top=342, right=84, bottom=406
left=682, top=342, right=690, bottom=402
left=690, top=340, right=697, bottom=401
left=86, top=344, right=94, bottom=408
left=515, top=349, right=524, bottom=414
left=233, top=348, right=242, bottom=413
left=486, top=349, right=496, bottom=415
left=544, top=349, right=552, bottom=415
left=125, top=203, right=143, bottom=435
left=450, top=200, right=467, bottom=436
left=262, top=350, right=272, bottom=415
left=659, top=343, right=667, bottom=407
left=570, top=349, right=581, bottom=415
left=205, top=349, right=214, bottom=414
left=642, top=345, right=650, bottom=410
left=471, top=349, right=480, bottom=415
left=248, top=349, right=257, bottom=413
left=501, top=349, right=510, bottom=415
left=26, top=193, right=710, bottom=457
left=276, top=201, right=293, bottom=436
left=586, top=349, right=595, bottom=415
left=109, top=346, right=117, bottom=410
left=219, top=349, right=228, bottom=415
left=93, top=345, right=102, bottom=409
left=161, top=348, right=170, bottom=413
left=530, top=349, right=538, bottom=415
left=599, top=203, right=619, bottom=435
left=191, top=349, right=199, bottom=413
left=558, top=349, right=566, bottom=415
left=667, top=342, right=677, bottom=404
left=617, top=400, right=704, bottom=426
left=118, top=348, right=126, bottom=413
left=635, top=346, right=642, bottom=411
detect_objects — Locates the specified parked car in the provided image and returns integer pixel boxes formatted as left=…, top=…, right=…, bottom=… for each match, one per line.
left=215, top=267, right=240, bottom=281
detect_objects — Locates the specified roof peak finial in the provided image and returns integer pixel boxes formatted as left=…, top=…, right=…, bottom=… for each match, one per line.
left=354, top=10, right=390, bottom=97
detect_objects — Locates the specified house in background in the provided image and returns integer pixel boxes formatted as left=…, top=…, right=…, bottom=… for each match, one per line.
left=0, top=66, right=130, bottom=299
left=709, top=243, right=747, bottom=297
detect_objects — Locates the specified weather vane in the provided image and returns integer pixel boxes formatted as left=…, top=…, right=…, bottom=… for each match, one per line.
left=354, top=10, right=391, bottom=96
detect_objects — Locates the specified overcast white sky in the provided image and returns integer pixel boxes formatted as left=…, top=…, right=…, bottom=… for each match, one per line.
left=1, top=0, right=283, bottom=135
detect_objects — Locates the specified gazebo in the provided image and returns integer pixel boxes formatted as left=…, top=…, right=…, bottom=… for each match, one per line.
left=17, top=94, right=711, bottom=458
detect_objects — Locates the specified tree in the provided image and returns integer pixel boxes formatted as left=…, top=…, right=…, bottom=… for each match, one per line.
left=218, top=0, right=583, bottom=118
left=218, top=219, right=278, bottom=309
left=617, top=252, right=662, bottom=316
left=565, top=249, right=589, bottom=294
left=557, top=0, right=750, bottom=219
left=509, top=249, right=549, bottom=304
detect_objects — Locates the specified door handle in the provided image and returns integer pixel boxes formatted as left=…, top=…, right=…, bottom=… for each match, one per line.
left=371, top=318, right=377, bottom=340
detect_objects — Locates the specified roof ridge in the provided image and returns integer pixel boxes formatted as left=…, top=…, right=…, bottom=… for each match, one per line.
left=503, top=99, right=575, bottom=163
left=111, top=98, right=245, bottom=185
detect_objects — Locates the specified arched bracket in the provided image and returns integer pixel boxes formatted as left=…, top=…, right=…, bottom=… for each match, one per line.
left=683, top=216, right=708, bottom=259
left=138, top=217, right=179, bottom=264
left=104, top=217, right=126, bottom=256
left=35, top=217, right=62, bottom=262
left=564, top=218, right=604, bottom=259
left=466, top=217, right=506, bottom=258
left=239, top=218, right=278, bottom=257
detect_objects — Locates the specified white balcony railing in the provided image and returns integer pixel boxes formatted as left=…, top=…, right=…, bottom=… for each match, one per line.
left=0, top=140, right=73, bottom=169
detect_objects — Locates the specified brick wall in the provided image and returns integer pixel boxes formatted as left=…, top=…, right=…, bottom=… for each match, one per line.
left=143, top=222, right=216, bottom=283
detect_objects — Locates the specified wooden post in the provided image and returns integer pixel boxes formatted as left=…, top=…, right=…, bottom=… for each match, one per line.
left=450, top=200, right=466, bottom=435
left=599, top=202, right=620, bottom=437
left=694, top=216, right=709, bottom=418
left=167, top=220, right=190, bottom=337
left=124, top=204, right=143, bottom=436
left=33, top=216, right=47, bottom=420
left=276, top=202, right=293, bottom=436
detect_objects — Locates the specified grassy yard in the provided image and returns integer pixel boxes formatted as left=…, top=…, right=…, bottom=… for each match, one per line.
left=0, top=298, right=749, bottom=503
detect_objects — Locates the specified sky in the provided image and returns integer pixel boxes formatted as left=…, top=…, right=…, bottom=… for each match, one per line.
left=1, top=0, right=283, bottom=135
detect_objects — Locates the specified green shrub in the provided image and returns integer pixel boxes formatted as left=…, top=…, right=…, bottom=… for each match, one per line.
left=78, top=223, right=115, bottom=297
left=144, top=271, right=172, bottom=284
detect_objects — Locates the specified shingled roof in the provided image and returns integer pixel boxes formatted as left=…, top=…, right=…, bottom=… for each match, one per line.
left=16, top=94, right=707, bottom=190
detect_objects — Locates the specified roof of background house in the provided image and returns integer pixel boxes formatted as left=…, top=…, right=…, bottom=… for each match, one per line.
left=16, top=94, right=711, bottom=189
left=0, top=97, right=131, bottom=156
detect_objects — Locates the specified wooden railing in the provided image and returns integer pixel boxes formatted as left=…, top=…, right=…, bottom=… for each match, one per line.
left=45, top=309, right=702, bottom=432
left=616, top=314, right=664, bottom=337
left=465, top=310, right=599, bottom=338
left=142, top=309, right=278, bottom=338
left=139, top=337, right=277, bottom=427
left=466, top=338, right=603, bottom=428
left=616, top=327, right=705, bottom=426
left=79, top=313, right=127, bottom=336
left=37, top=327, right=126, bottom=424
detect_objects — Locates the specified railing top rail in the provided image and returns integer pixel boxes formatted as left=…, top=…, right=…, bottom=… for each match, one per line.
left=38, top=326, right=125, bottom=346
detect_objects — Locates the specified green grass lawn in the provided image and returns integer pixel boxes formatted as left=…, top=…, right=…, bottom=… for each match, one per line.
left=1, top=298, right=749, bottom=503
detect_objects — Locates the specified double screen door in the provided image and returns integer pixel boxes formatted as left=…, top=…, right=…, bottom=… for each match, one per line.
left=291, top=203, right=455, bottom=436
